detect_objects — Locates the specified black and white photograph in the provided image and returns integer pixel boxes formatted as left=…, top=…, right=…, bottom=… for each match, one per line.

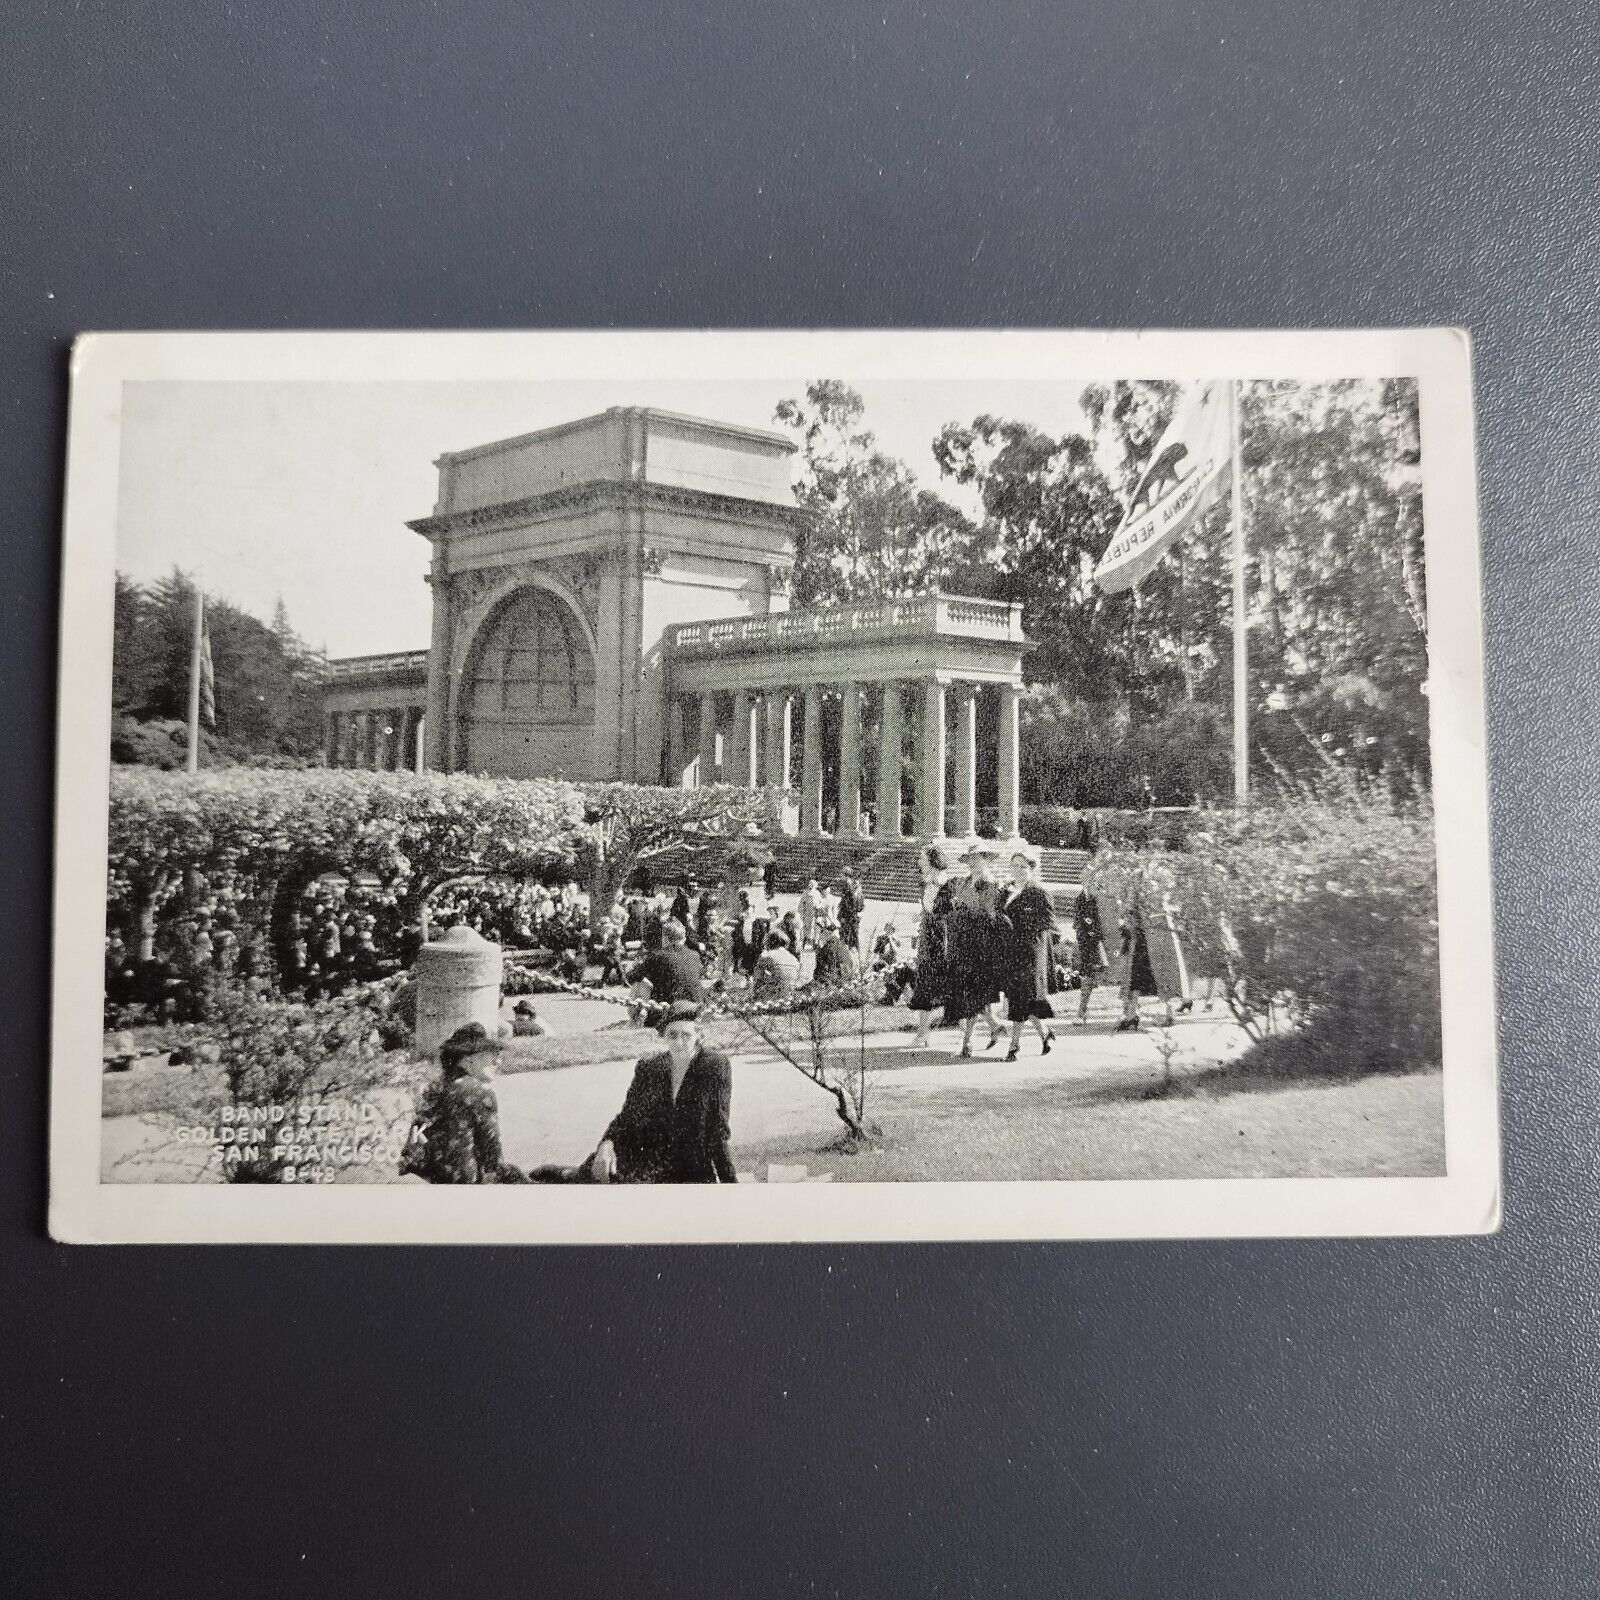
left=49, top=328, right=1496, bottom=1242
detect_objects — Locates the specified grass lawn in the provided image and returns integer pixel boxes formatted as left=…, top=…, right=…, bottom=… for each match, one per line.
left=734, top=1063, right=1447, bottom=1181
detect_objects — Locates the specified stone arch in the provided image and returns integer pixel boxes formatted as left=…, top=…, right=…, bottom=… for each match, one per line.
left=452, top=577, right=599, bottom=778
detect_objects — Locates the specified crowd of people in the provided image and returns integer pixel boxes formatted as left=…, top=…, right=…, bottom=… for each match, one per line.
left=401, top=843, right=1219, bottom=1187
left=104, top=870, right=597, bottom=1025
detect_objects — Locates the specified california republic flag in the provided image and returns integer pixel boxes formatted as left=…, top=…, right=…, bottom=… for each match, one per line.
left=1094, top=382, right=1233, bottom=594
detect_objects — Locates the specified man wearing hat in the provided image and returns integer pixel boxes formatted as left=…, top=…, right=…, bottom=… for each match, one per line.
left=510, top=998, right=549, bottom=1037
left=400, top=1022, right=525, bottom=1183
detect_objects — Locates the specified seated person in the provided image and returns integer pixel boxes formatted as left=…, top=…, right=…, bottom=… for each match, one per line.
left=870, top=921, right=902, bottom=970
left=751, top=929, right=801, bottom=1001
left=779, top=909, right=804, bottom=958
left=510, top=998, right=548, bottom=1037
left=627, top=918, right=705, bottom=1021
left=592, top=925, right=628, bottom=987
left=811, top=918, right=857, bottom=988
left=401, top=1023, right=524, bottom=1184
left=585, top=1010, right=736, bottom=1184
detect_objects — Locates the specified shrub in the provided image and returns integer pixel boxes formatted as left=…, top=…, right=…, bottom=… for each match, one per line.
left=181, top=979, right=425, bottom=1182
left=108, top=768, right=587, bottom=973
left=105, top=768, right=785, bottom=986
left=1083, top=774, right=1440, bottom=1077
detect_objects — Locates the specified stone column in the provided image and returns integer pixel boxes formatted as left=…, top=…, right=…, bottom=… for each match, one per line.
left=697, top=691, right=719, bottom=787
left=763, top=691, right=789, bottom=789
left=411, top=709, right=427, bottom=774
left=953, top=684, right=978, bottom=837
left=998, top=682, right=1022, bottom=839
left=838, top=681, right=863, bottom=836
left=362, top=711, right=381, bottom=770
left=916, top=680, right=947, bottom=838
left=665, top=694, right=688, bottom=786
left=876, top=682, right=903, bottom=840
left=799, top=685, right=824, bottom=836
left=423, top=553, right=452, bottom=771
left=730, top=690, right=755, bottom=787
left=324, top=712, right=340, bottom=767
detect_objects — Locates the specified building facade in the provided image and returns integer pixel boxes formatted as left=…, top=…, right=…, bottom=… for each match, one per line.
left=325, top=407, right=1031, bottom=841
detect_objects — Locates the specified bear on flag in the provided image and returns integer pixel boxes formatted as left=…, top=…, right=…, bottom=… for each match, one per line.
left=1093, top=381, right=1233, bottom=594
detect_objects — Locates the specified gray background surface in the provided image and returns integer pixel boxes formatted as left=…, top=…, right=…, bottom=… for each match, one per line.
left=5, top=3, right=1597, bottom=1595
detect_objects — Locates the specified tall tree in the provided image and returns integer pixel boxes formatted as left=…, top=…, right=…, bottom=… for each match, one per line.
left=112, top=569, right=329, bottom=765
left=775, top=381, right=977, bottom=605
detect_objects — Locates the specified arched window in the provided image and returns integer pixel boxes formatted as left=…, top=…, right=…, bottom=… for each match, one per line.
left=459, top=587, right=597, bottom=777
left=466, top=587, right=596, bottom=727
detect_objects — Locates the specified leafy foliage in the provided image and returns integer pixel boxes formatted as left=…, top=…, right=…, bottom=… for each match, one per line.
left=184, top=980, right=425, bottom=1183
left=582, top=781, right=786, bottom=926
left=1083, top=774, right=1439, bottom=1076
left=775, top=378, right=1429, bottom=804
left=106, top=769, right=784, bottom=973
left=113, top=568, right=328, bottom=766
left=775, top=381, right=978, bottom=606
left=108, top=768, right=587, bottom=967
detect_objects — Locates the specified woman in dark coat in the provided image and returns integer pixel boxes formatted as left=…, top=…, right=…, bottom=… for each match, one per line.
left=909, top=844, right=957, bottom=1049
left=1071, top=886, right=1109, bottom=1022
left=401, top=1023, right=525, bottom=1184
left=1000, top=851, right=1058, bottom=1060
left=586, top=1010, right=737, bottom=1183
left=943, top=863, right=1009, bottom=1056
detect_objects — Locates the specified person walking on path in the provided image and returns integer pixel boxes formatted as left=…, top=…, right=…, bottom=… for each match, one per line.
left=944, top=862, right=1009, bottom=1057
left=1000, top=850, right=1058, bottom=1061
left=1115, top=888, right=1192, bottom=1030
left=1071, top=885, right=1110, bottom=1022
left=909, top=844, right=957, bottom=1049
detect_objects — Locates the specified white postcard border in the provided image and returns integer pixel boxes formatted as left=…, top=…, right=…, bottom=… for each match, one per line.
left=50, top=328, right=1499, bottom=1243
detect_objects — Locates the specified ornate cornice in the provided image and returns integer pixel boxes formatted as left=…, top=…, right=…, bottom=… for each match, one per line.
left=408, top=478, right=811, bottom=540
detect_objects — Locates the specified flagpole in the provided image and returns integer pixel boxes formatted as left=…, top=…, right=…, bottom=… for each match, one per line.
left=186, top=580, right=204, bottom=774
left=1230, top=380, right=1249, bottom=806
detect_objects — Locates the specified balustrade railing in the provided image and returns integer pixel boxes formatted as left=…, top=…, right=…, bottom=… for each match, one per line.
left=669, top=592, right=1020, bottom=653
left=325, top=650, right=431, bottom=681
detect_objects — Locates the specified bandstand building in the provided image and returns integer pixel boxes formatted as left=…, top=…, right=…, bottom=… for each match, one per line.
left=324, top=407, right=1032, bottom=846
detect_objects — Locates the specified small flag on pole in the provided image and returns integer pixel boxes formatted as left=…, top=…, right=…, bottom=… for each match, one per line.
left=198, top=612, right=216, bottom=729
left=1094, top=382, right=1233, bottom=594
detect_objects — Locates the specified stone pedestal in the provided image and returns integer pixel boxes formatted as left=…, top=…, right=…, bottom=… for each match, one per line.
left=413, top=926, right=504, bottom=1057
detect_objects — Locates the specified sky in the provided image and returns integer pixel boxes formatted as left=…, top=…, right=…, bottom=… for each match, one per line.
left=115, top=376, right=1092, bottom=658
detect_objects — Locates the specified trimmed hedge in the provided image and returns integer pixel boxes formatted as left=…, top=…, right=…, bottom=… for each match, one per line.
left=106, top=769, right=786, bottom=984
left=1016, top=805, right=1201, bottom=851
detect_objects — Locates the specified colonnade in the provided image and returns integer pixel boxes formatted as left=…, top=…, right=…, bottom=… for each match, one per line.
left=324, top=706, right=426, bottom=771
left=670, top=678, right=1021, bottom=840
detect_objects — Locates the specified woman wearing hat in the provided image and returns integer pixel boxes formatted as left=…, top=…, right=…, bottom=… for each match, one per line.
left=908, top=844, right=957, bottom=1049
left=401, top=1022, right=525, bottom=1183
left=584, top=1008, right=736, bottom=1184
left=999, top=850, right=1059, bottom=1060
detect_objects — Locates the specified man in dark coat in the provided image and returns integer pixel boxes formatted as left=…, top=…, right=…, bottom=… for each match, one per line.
left=670, top=880, right=696, bottom=939
left=836, top=873, right=865, bottom=952
left=587, top=1012, right=737, bottom=1183
left=627, top=918, right=705, bottom=1021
